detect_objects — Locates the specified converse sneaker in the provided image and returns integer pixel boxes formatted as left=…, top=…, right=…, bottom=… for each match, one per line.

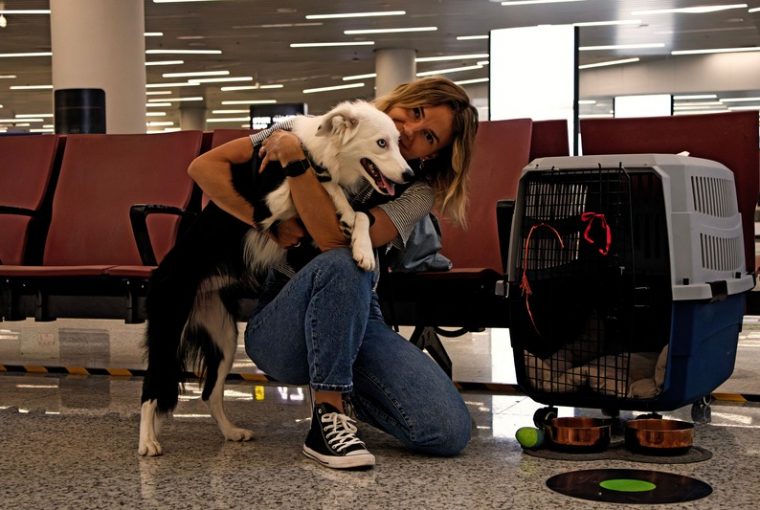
left=303, top=402, right=375, bottom=469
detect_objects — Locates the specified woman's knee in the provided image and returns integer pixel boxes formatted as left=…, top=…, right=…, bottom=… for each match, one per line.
left=412, top=403, right=472, bottom=456
left=311, top=248, right=374, bottom=292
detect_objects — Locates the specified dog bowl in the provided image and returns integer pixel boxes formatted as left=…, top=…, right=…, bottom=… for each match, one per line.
left=546, top=417, right=612, bottom=453
left=625, top=418, right=694, bottom=455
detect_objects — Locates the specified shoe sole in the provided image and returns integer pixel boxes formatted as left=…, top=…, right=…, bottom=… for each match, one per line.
left=303, top=446, right=376, bottom=469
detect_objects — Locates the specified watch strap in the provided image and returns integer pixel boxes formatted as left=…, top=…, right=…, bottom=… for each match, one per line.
left=284, top=158, right=311, bottom=177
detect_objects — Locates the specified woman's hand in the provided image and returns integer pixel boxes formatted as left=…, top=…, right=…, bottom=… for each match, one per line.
left=269, top=216, right=306, bottom=249
left=258, top=130, right=306, bottom=172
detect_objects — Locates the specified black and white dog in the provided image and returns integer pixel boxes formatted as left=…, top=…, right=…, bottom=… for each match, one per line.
left=138, top=101, right=412, bottom=456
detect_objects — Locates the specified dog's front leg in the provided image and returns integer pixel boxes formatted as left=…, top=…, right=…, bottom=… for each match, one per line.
left=324, top=183, right=375, bottom=271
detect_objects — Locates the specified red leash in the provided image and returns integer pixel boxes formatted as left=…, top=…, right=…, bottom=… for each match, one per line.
left=520, top=223, right=564, bottom=336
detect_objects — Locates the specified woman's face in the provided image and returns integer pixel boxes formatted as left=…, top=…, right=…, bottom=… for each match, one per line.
left=387, top=104, right=455, bottom=161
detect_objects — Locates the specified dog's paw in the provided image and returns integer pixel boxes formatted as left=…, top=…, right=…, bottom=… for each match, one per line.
left=223, top=427, right=254, bottom=442
left=353, top=246, right=375, bottom=271
left=138, top=438, right=163, bottom=457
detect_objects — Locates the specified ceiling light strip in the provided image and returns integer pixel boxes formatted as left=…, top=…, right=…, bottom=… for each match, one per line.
left=0, top=10, right=51, bottom=14
left=290, top=41, right=375, bottom=47
left=416, top=53, right=489, bottom=62
left=579, top=57, right=640, bottom=69
left=671, top=46, right=760, bottom=55
left=9, top=85, right=52, bottom=90
left=0, top=52, right=52, bottom=58
left=163, top=70, right=229, bottom=78
left=456, top=35, right=488, bottom=40
left=344, top=27, right=437, bottom=34
left=146, top=49, right=222, bottom=55
left=306, top=11, right=405, bottom=19
left=501, top=0, right=586, bottom=6
left=633, top=4, right=747, bottom=15
left=303, top=82, right=366, bottom=94
left=146, top=60, right=184, bottom=66
left=580, top=43, right=664, bottom=51
left=416, top=65, right=483, bottom=77
left=342, top=73, right=377, bottom=81
left=222, top=100, right=278, bottom=105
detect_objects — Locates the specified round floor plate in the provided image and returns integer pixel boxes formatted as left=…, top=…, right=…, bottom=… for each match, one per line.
left=546, top=468, right=712, bottom=504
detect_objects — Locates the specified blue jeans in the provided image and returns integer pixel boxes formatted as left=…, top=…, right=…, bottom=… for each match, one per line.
left=244, top=248, right=471, bottom=456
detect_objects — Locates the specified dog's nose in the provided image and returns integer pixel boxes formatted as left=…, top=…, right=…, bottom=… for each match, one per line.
left=402, top=168, right=415, bottom=183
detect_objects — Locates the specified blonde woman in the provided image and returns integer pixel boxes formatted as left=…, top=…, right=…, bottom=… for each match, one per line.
left=189, top=77, right=478, bottom=469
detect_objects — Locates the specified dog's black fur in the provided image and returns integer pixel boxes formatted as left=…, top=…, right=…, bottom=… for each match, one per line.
left=140, top=150, right=317, bottom=414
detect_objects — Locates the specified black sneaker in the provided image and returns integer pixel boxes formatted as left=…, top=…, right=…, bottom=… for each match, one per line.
left=303, top=402, right=375, bottom=469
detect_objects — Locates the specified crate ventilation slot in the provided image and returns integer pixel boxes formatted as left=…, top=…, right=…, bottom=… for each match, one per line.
left=699, top=233, right=741, bottom=271
left=691, top=176, right=736, bottom=218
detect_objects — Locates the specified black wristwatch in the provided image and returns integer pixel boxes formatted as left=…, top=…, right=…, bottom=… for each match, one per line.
left=284, top=158, right=311, bottom=177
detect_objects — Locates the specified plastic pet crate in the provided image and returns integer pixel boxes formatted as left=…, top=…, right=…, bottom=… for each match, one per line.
left=506, top=154, right=753, bottom=419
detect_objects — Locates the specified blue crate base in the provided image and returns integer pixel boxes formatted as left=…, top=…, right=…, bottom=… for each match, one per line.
left=515, top=292, right=745, bottom=413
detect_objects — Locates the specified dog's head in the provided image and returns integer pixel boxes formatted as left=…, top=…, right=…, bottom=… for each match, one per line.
left=315, top=101, right=413, bottom=196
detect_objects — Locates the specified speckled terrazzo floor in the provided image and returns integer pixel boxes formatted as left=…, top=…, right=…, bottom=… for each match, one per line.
left=1, top=315, right=760, bottom=509
left=0, top=372, right=759, bottom=509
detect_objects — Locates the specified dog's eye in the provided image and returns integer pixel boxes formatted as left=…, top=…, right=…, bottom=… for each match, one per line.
left=376, top=139, right=387, bottom=148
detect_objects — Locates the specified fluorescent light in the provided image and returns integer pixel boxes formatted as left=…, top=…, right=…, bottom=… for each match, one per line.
left=163, top=70, right=229, bottom=78
left=189, top=77, right=253, bottom=84
left=342, top=73, right=377, bottom=81
left=501, top=0, right=586, bottom=5
left=721, top=97, right=760, bottom=102
left=727, top=105, right=760, bottom=110
left=674, top=109, right=730, bottom=115
left=579, top=113, right=614, bottom=118
left=0, top=9, right=51, bottom=14
left=9, top=84, right=52, bottom=90
left=146, top=121, right=175, bottom=127
left=633, top=4, right=747, bottom=15
left=145, top=60, right=184, bottom=66
left=579, top=57, right=640, bottom=69
left=206, top=117, right=251, bottom=123
left=672, top=46, right=760, bottom=55
left=222, top=99, right=278, bottom=105
left=153, top=0, right=223, bottom=3
left=0, top=52, right=52, bottom=58
left=290, top=41, right=375, bottom=47
left=146, top=82, right=199, bottom=88
left=146, top=112, right=167, bottom=117
left=344, top=27, right=436, bottom=34
left=16, top=113, right=53, bottom=118
left=573, top=19, right=641, bottom=27
left=212, top=109, right=248, bottom=114
left=146, top=102, right=172, bottom=107
left=454, top=77, right=490, bottom=85
left=144, top=32, right=163, bottom=37
left=416, top=53, right=489, bottom=62
left=6, top=117, right=44, bottom=122
left=457, top=35, right=488, bottom=40
left=673, top=94, right=717, bottom=100
left=220, top=84, right=284, bottom=91
left=306, top=11, right=405, bottom=19
left=750, top=7, right=760, bottom=13
left=580, top=43, right=664, bottom=51
left=146, top=49, right=222, bottom=55
left=148, top=96, right=203, bottom=102
left=416, top=64, right=483, bottom=77
left=146, top=90, right=173, bottom=95
left=578, top=100, right=597, bottom=104
left=673, top=102, right=725, bottom=109
left=303, top=82, right=366, bottom=94
left=0, top=74, right=17, bottom=79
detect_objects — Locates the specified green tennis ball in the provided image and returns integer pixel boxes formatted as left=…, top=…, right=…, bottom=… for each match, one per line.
left=516, top=426, right=545, bottom=449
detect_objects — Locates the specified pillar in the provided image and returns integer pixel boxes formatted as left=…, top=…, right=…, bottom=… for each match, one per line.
left=50, top=0, right=146, bottom=134
left=180, top=104, right=206, bottom=131
left=374, top=48, right=416, bottom=99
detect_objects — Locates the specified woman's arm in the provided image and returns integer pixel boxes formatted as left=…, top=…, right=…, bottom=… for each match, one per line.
left=187, top=137, right=256, bottom=226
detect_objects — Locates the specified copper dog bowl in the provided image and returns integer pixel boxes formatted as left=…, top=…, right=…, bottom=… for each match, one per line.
left=625, top=419, right=694, bottom=455
left=547, top=417, right=612, bottom=453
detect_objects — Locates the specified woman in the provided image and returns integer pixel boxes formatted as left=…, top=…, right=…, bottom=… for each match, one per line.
left=188, top=76, right=479, bottom=469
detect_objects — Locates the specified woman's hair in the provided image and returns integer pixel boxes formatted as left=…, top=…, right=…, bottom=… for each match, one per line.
left=374, top=76, right=479, bottom=228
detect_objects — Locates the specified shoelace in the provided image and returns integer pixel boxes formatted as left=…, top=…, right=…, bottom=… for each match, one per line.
left=321, top=412, right=365, bottom=453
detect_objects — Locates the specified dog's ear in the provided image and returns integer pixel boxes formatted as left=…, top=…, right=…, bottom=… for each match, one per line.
left=316, top=105, right=359, bottom=144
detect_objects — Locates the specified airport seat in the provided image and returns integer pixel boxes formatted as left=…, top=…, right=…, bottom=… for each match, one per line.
left=0, top=135, right=64, bottom=266
left=0, top=131, right=203, bottom=322
left=377, top=118, right=540, bottom=375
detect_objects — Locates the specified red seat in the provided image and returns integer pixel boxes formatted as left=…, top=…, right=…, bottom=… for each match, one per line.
left=0, top=131, right=203, bottom=322
left=0, top=135, right=63, bottom=265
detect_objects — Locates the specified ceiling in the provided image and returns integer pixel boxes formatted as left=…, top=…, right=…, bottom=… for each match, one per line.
left=1, top=0, right=759, bottom=132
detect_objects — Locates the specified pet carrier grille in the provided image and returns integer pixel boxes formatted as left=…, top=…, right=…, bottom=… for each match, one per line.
left=700, top=233, right=743, bottom=271
left=690, top=176, right=736, bottom=218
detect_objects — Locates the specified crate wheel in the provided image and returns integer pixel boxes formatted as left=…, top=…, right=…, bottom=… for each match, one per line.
left=691, top=396, right=712, bottom=424
left=533, top=407, right=558, bottom=428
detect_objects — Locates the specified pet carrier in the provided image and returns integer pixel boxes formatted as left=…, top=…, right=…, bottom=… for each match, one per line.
left=506, top=154, right=753, bottom=425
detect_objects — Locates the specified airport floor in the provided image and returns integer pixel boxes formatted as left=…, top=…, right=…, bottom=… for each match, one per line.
left=1, top=317, right=759, bottom=509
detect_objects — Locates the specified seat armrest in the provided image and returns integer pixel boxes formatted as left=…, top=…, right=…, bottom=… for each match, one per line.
left=129, top=204, right=192, bottom=266
left=0, top=205, right=35, bottom=216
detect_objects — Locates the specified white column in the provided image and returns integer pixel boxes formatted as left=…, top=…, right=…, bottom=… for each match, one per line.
left=374, top=48, right=416, bottom=98
left=50, top=0, right=146, bottom=134
left=180, top=104, right=206, bottom=131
